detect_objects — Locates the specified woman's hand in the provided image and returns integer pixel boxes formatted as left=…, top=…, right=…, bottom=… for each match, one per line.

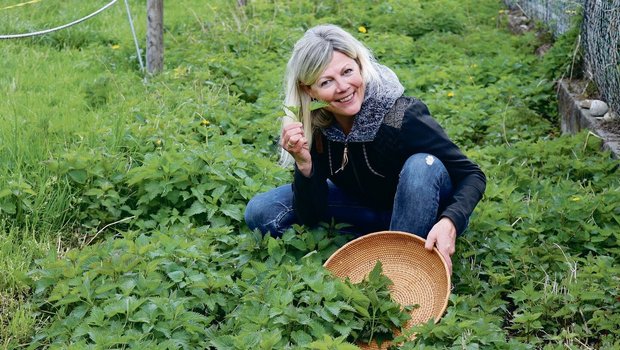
left=281, top=121, right=312, bottom=177
left=424, top=217, right=457, bottom=275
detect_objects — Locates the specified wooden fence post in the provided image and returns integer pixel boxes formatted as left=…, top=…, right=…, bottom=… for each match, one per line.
left=146, top=0, right=163, bottom=74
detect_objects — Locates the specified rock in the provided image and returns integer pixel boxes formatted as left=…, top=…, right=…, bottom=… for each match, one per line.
left=603, top=111, right=618, bottom=121
left=579, top=100, right=591, bottom=108
left=580, top=99, right=609, bottom=117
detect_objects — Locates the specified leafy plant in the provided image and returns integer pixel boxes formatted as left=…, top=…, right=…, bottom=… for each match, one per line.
left=1, top=0, right=619, bottom=348
left=28, top=227, right=412, bottom=348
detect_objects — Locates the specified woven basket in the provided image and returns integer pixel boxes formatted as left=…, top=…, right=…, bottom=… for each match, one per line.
left=323, top=231, right=451, bottom=349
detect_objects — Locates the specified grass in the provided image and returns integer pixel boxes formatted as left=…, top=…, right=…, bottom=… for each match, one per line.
left=1, top=0, right=619, bottom=348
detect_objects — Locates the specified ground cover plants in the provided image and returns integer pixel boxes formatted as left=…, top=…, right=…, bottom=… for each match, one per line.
left=1, top=0, right=618, bottom=348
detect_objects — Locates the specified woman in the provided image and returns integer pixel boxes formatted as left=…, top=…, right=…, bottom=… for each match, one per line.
left=245, top=24, right=486, bottom=273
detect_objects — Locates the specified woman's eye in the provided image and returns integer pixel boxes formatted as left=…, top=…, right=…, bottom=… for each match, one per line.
left=319, top=80, right=332, bottom=88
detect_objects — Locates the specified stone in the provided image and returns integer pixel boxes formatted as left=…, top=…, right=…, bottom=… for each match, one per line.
left=580, top=99, right=609, bottom=117
left=603, top=111, right=618, bottom=121
left=557, top=79, right=619, bottom=158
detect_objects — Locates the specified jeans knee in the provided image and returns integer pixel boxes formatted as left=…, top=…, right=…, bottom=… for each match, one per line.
left=244, top=196, right=262, bottom=231
left=244, top=185, right=295, bottom=236
left=400, top=153, right=448, bottom=186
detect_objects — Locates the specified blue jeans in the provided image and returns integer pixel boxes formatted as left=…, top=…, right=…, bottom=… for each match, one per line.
left=244, top=153, right=453, bottom=238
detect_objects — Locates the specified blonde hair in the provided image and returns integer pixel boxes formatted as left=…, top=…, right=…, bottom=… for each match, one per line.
left=280, top=24, right=380, bottom=165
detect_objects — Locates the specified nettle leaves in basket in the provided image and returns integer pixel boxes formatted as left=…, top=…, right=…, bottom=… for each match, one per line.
left=350, top=261, right=416, bottom=347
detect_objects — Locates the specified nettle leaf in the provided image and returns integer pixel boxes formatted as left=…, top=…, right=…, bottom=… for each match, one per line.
left=291, top=330, right=313, bottom=345
left=185, top=200, right=207, bottom=216
left=259, top=329, right=283, bottom=348
left=279, top=290, right=294, bottom=306
left=321, top=280, right=338, bottom=301
left=68, top=169, right=88, bottom=184
left=512, top=312, right=543, bottom=324
left=332, top=323, right=354, bottom=338
left=209, top=335, right=235, bottom=349
left=266, top=237, right=285, bottom=263
left=167, top=270, right=185, bottom=283
left=211, top=184, right=228, bottom=201
left=85, top=306, right=106, bottom=325
left=94, top=282, right=119, bottom=296
left=54, top=294, right=81, bottom=307
left=48, top=281, right=70, bottom=302
left=325, top=301, right=354, bottom=318
left=308, top=320, right=328, bottom=338
left=308, top=335, right=359, bottom=350
left=316, top=306, right=336, bottom=323
left=128, top=310, right=152, bottom=324
left=119, top=278, right=138, bottom=295
left=220, top=204, right=242, bottom=221
left=103, top=298, right=128, bottom=318
left=64, top=305, right=89, bottom=329
left=283, top=100, right=329, bottom=121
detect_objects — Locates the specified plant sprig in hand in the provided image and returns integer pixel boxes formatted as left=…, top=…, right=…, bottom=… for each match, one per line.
left=283, top=100, right=329, bottom=122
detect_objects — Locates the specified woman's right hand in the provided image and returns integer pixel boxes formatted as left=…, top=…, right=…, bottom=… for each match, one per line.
left=281, top=121, right=312, bottom=177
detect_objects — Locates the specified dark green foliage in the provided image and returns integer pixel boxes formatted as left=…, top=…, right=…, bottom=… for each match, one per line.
left=1, top=0, right=619, bottom=348
left=28, top=226, right=410, bottom=348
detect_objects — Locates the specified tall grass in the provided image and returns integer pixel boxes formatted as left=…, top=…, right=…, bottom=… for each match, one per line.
left=1, top=0, right=618, bottom=348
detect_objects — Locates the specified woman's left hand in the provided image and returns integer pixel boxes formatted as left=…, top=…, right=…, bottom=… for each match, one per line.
left=424, top=217, right=457, bottom=275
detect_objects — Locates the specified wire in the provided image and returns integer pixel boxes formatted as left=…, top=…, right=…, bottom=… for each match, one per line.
left=0, top=0, right=43, bottom=11
left=123, top=0, right=144, bottom=72
left=0, top=0, right=118, bottom=39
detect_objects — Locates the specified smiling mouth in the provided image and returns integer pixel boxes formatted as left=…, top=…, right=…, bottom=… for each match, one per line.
left=336, top=93, right=354, bottom=103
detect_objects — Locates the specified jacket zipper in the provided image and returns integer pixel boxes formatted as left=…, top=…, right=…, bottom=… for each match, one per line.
left=330, top=142, right=365, bottom=196
left=348, top=145, right=365, bottom=195
left=335, top=142, right=349, bottom=174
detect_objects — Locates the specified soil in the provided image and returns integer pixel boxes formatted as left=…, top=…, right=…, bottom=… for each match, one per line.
left=599, top=119, right=620, bottom=135
left=564, top=79, right=601, bottom=100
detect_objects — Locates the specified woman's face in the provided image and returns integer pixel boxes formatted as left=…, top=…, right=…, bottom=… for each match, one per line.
left=304, top=51, right=365, bottom=120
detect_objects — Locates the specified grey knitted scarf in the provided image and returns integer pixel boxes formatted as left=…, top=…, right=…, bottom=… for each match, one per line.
left=321, top=63, right=404, bottom=143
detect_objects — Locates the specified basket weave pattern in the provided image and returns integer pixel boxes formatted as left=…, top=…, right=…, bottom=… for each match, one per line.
left=323, top=231, right=451, bottom=349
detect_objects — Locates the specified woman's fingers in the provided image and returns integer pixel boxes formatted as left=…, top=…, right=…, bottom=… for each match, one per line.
left=425, top=218, right=457, bottom=275
left=281, top=122, right=305, bottom=151
left=287, top=135, right=308, bottom=153
left=282, top=122, right=304, bottom=136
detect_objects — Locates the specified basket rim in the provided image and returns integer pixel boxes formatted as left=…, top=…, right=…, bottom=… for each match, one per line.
left=323, top=230, right=451, bottom=324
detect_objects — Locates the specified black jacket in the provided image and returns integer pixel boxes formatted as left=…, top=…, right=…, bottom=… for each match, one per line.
left=292, top=96, right=486, bottom=235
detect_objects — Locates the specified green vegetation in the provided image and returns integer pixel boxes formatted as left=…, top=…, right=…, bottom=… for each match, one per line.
left=1, top=0, right=618, bottom=349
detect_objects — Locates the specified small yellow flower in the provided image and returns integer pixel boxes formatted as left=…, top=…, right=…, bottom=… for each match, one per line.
left=201, top=119, right=210, bottom=126
left=358, top=26, right=367, bottom=34
left=155, top=139, right=162, bottom=146
left=570, top=196, right=581, bottom=202
left=447, top=91, right=455, bottom=98
left=498, top=9, right=506, bottom=14
left=111, top=44, right=120, bottom=50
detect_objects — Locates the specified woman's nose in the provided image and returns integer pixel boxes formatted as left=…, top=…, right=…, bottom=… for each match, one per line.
left=334, top=78, right=348, bottom=92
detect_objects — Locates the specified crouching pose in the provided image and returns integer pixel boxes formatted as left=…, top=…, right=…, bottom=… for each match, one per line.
left=245, top=24, right=486, bottom=273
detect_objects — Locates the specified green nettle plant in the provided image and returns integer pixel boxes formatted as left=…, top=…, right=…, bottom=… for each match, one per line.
left=0, top=0, right=618, bottom=348
left=28, top=228, right=411, bottom=349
